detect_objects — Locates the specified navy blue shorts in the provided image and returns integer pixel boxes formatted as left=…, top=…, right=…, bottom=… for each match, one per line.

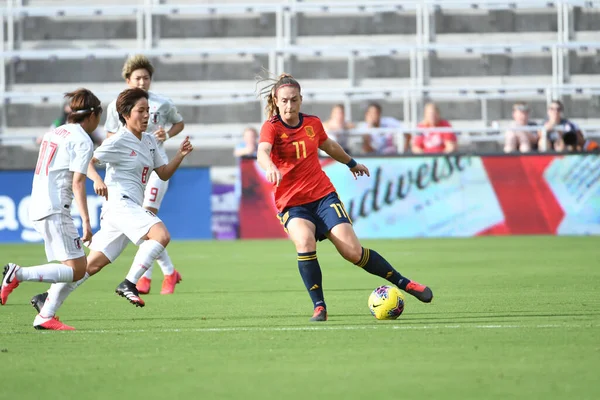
left=277, top=192, right=352, bottom=241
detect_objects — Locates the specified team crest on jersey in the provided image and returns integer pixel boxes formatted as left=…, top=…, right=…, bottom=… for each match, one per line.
left=151, top=110, right=160, bottom=125
left=74, top=238, right=82, bottom=250
left=304, top=126, right=315, bottom=140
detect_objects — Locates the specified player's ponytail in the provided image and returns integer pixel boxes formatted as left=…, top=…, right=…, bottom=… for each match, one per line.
left=256, top=70, right=301, bottom=119
left=65, top=88, right=102, bottom=124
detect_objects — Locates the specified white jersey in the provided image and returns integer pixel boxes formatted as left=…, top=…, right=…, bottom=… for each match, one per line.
left=94, top=127, right=166, bottom=206
left=104, top=90, right=183, bottom=163
left=29, top=124, right=94, bottom=221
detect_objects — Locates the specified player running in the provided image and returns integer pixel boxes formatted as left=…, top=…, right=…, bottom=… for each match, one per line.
left=256, top=73, right=433, bottom=321
left=1, top=89, right=102, bottom=330
left=29, top=88, right=193, bottom=330
left=105, top=54, right=184, bottom=295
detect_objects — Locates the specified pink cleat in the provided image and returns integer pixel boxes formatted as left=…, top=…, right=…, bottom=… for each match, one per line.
left=1, top=263, right=21, bottom=305
left=160, top=270, right=182, bottom=295
left=33, top=315, right=75, bottom=331
left=136, top=276, right=152, bottom=294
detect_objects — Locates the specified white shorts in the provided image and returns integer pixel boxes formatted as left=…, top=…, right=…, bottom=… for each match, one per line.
left=142, top=171, right=169, bottom=210
left=32, top=213, right=85, bottom=262
left=89, top=198, right=162, bottom=262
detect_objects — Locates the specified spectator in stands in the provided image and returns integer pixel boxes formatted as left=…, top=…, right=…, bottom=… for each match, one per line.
left=503, top=102, right=538, bottom=153
left=322, top=104, right=355, bottom=154
left=538, top=100, right=582, bottom=152
left=561, top=128, right=599, bottom=152
left=411, top=102, right=457, bottom=154
left=357, top=102, right=403, bottom=155
left=234, top=127, right=259, bottom=158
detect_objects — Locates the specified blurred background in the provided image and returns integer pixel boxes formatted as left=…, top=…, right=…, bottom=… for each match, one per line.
left=0, top=0, right=599, bottom=242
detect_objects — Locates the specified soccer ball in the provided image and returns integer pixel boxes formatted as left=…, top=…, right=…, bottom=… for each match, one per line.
left=368, top=285, right=405, bottom=320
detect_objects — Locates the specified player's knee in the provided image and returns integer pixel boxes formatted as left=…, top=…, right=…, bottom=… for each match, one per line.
left=154, top=230, right=170, bottom=247
left=293, top=236, right=316, bottom=253
left=72, top=267, right=86, bottom=281
left=340, top=244, right=363, bottom=264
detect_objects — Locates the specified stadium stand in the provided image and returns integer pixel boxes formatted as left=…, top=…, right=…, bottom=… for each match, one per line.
left=1, top=0, right=599, bottom=160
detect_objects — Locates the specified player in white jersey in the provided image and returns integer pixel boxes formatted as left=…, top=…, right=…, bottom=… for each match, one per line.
left=1, top=89, right=102, bottom=330
left=29, top=88, right=193, bottom=328
left=104, top=54, right=185, bottom=295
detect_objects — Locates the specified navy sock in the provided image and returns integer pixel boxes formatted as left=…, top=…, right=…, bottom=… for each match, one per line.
left=355, top=248, right=410, bottom=290
left=297, top=251, right=326, bottom=309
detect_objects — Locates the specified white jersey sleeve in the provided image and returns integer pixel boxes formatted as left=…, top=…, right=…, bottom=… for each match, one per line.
left=165, top=99, right=183, bottom=125
left=68, top=139, right=94, bottom=174
left=104, top=100, right=120, bottom=134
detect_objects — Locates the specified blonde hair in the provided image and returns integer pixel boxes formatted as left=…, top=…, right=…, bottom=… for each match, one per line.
left=256, top=71, right=301, bottom=119
left=122, top=54, right=155, bottom=80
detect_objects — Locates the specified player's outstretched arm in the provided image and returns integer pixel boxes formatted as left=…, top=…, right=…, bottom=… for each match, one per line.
left=154, top=136, right=193, bottom=181
left=73, top=172, right=93, bottom=243
left=319, top=138, right=370, bottom=179
left=257, top=142, right=282, bottom=186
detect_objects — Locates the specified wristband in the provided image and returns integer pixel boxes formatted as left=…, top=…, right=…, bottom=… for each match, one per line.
left=165, top=132, right=170, bottom=140
left=346, top=158, right=357, bottom=168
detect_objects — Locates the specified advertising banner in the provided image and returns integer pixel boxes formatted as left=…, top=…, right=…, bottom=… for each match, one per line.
left=239, top=154, right=600, bottom=239
left=0, top=167, right=212, bottom=243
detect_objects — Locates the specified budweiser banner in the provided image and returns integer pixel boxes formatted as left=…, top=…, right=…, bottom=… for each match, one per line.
left=239, top=154, right=600, bottom=239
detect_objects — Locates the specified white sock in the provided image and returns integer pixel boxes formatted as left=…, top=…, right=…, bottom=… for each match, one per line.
left=125, top=240, right=165, bottom=284
left=142, top=265, right=153, bottom=280
left=39, top=272, right=90, bottom=318
left=16, top=264, right=74, bottom=283
left=156, top=249, right=175, bottom=276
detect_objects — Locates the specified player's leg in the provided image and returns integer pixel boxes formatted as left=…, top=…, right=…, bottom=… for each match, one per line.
left=1, top=214, right=87, bottom=306
left=318, top=192, right=433, bottom=303
left=139, top=174, right=181, bottom=294
left=114, top=202, right=170, bottom=306
left=34, top=222, right=129, bottom=330
left=326, top=223, right=433, bottom=303
left=281, top=208, right=327, bottom=322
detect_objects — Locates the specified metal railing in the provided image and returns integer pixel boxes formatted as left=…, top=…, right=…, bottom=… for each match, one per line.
left=1, top=0, right=599, bottom=132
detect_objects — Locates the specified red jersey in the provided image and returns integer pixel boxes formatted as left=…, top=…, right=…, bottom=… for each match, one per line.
left=260, top=113, right=336, bottom=211
left=414, top=119, right=456, bottom=153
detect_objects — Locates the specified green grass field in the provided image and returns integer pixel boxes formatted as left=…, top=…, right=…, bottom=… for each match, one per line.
left=0, top=236, right=599, bottom=400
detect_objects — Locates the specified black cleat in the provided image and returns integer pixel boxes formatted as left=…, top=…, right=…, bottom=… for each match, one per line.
left=309, top=306, right=328, bottom=322
left=405, top=281, right=434, bottom=303
left=115, top=280, right=145, bottom=307
left=31, top=292, right=48, bottom=313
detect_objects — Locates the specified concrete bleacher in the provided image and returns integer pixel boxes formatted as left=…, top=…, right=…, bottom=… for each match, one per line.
left=3, top=0, right=600, bottom=154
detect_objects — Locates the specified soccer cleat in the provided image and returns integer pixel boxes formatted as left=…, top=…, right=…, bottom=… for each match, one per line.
left=115, top=280, right=145, bottom=307
left=404, top=280, right=434, bottom=303
left=33, top=314, right=75, bottom=331
left=31, top=292, right=49, bottom=313
left=160, top=270, right=182, bottom=295
left=1, top=263, right=21, bottom=305
left=136, top=276, right=151, bottom=294
left=309, top=306, right=328, bottom=322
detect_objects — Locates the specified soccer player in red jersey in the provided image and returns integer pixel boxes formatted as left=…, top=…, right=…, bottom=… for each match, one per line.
left=257, top=73, right=433, bottom=321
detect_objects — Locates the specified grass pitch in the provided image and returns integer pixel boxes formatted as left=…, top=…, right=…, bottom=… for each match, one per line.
left=0, top=236, right=599, bottom=400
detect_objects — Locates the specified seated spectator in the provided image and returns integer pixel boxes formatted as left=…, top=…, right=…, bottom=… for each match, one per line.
left=411, top=102, right=457, bottom=154
left=561, top=127, right=599, bottom=152
left=356, top=102, right=403, bottom=155
left=234, top=127, right=258, bottom=157
left=322, top=104, right=354, bottom=154
left=538, top=100, right=582, bottom=152
left=503, top=102, right=538, bottom=153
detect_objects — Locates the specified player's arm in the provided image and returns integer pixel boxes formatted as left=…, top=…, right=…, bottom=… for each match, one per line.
left=257, top=142, right=282, bottom=186
left=154, top=136, right=193, bottom=181
left=72, top=172, right=93, bottom=243
left=319, top=138, right=370, bottom=179
left=156, top=103, right=185, bottom=142
left=87, top=160, right=108, bottom=200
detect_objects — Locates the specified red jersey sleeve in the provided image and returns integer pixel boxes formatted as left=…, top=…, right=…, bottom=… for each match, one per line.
left=414, top=123, right=426, bottom=148
left=260, top=121, right=276, bottom=144
left=315, top=119, right=328, bottom=146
